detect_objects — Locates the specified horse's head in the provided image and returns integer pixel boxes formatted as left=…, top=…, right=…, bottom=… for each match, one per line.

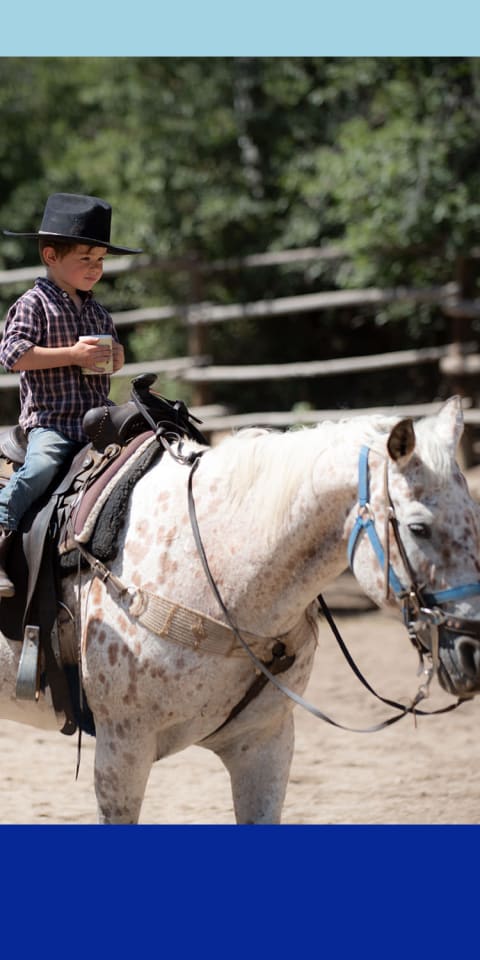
left=348, top=397, right=480, bottom=698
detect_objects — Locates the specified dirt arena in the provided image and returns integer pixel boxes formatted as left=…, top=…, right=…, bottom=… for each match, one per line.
left=1, top=573, right=479, bottom=825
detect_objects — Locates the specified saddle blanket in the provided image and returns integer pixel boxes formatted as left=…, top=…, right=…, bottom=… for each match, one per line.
left=59, top=431, right=162, bottom=570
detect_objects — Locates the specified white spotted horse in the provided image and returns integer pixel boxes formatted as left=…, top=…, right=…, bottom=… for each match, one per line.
left=0, top=383, right=479, bottom=823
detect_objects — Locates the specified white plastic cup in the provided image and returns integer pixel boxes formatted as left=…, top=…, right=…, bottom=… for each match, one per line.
left=79, top=334, right=113, bottom=375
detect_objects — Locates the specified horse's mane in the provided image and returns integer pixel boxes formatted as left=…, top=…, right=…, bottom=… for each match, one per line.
left=211, top=416, right=397, bottom=532
left=208, top=411, right=457, bottom=535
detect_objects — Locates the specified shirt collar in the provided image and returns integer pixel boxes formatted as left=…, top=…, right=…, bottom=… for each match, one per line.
left=35, top=276, right=93, bottom=304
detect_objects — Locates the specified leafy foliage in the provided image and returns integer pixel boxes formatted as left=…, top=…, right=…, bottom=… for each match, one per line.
left=1, top=57, right=480, bottom=412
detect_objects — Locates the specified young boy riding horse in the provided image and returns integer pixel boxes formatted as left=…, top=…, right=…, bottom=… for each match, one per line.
left=0, top=192, right=142, bottom=597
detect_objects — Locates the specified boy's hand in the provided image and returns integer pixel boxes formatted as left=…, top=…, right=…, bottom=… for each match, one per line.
left=112, top=341, right=124, bottom=373
left=72, top=336, right=110, bottom=370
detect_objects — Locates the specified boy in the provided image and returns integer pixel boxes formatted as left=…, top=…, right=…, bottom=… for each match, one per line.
left=0, top=192, right=142, bottom=597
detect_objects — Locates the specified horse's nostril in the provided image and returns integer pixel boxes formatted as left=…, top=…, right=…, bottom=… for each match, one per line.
left=458, top=639, right=480, bottom=679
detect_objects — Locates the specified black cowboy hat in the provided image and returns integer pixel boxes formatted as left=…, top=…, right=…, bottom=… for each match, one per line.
left=3, top=192, right=142, bottom=255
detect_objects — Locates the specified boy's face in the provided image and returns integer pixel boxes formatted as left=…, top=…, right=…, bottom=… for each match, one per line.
left=43, top=243, right=107, bottom=295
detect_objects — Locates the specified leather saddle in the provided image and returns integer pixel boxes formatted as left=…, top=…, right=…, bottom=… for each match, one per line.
left=0, top=375, right=208, bottom=736
left=0, top=372, right=208, bottom=465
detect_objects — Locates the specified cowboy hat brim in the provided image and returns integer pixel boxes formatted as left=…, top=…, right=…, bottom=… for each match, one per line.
left=2, top=229, right=143, bottom=256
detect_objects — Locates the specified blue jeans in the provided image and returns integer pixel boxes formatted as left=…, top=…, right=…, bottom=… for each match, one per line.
left=0, top=427, right=81, bottom=531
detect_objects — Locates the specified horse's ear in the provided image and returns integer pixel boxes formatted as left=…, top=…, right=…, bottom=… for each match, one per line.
left=387, top=418, right=416, bottom=465
left=435, top=395, right=464, bottom=456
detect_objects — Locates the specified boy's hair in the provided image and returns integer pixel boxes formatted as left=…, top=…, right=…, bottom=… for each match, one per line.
left=38, top=237, right=80, bottom=264
left=38, top=238, right=100, bottom=264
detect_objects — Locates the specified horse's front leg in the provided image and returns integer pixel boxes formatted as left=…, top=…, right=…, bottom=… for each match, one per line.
left=93, top=720, right=156, bottom=824
left=209, top=710, right=295, bottom=824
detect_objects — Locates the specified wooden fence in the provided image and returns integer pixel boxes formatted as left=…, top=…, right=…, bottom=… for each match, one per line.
left=1, top=246, right=480, bottom=461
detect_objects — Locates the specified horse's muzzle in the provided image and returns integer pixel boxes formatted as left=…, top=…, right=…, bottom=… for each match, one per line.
left=438, top=629, right=480, bottom=696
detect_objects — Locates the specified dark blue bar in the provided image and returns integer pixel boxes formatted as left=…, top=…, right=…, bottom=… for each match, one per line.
left=0, top=825, right=478, bottom=957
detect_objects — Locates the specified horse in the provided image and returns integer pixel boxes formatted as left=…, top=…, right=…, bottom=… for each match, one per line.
left=1, top=395, right=480, bottom=824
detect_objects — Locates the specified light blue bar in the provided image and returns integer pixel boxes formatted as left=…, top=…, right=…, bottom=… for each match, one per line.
left=2, top=1, right=480, bottom=56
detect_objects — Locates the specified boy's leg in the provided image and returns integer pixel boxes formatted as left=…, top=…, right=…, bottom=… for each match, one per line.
left=0, top=427, right=80, bottom=596
left=0, top=528, right=15, bottom=597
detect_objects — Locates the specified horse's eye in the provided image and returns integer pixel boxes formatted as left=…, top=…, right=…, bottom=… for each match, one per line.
left=408, top=522, right=431, bottom=539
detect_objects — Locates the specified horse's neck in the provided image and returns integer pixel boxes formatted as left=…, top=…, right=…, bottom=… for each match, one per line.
left=248, top=446, right=360, bottom=632
left=198, top=436, right=362, bottom=635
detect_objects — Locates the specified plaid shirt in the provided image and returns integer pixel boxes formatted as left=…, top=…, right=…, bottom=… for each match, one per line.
left=0, top=277, right=118, bottom=442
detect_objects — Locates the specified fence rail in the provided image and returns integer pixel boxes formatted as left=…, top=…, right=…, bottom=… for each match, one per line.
left=181, top=344, right=463, bottom=384
left=197, top=399, right=480, bottom=435
left=184, top=284, right=460, bottom=325
left=0, top=244, right=345, bottom=289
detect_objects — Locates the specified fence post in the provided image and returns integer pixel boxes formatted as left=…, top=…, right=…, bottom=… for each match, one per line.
left=444, top=255, right=479, bottom=468
left=187, top=257, right=211, bottom=409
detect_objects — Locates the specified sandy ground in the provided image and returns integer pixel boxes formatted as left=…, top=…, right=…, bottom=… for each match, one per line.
left=1, top=574, right=480, bottom=825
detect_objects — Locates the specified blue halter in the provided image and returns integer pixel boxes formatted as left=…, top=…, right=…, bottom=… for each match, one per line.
left=347, top=445, right=480, bottom=608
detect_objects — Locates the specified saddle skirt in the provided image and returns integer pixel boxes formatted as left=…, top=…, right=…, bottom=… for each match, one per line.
left=58, top=430, right=160, bottom=561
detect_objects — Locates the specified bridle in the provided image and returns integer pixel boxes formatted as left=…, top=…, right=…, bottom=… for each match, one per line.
left=347, top=445, right=480, bottom=691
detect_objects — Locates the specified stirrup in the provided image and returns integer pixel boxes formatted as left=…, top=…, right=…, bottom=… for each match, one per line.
left=0, top=579, right=15, bottom=599
left=16, top=625, right=41, bottom=701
